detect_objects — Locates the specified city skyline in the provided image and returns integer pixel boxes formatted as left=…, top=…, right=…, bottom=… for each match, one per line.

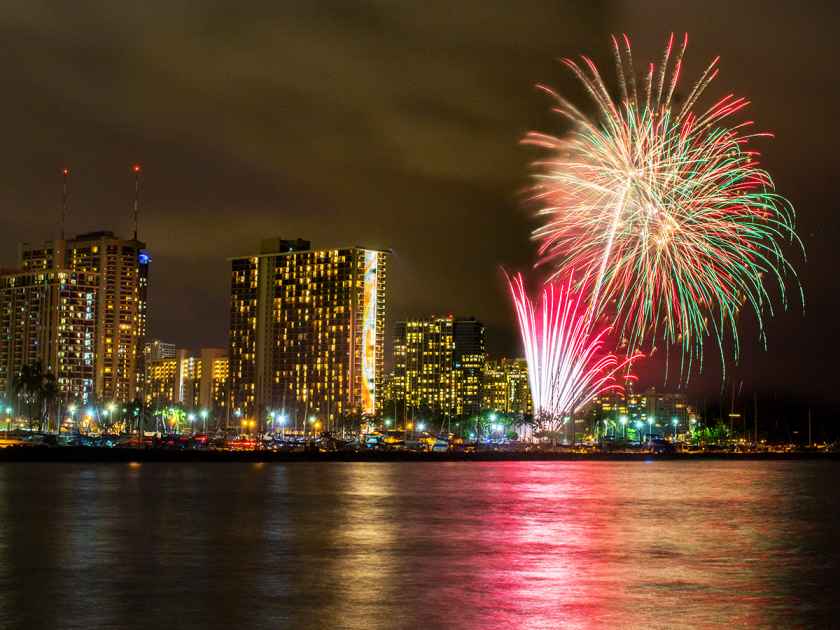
left=0, top=5, right=837, bottom=630
left=0, top=2, right=836, bottom=412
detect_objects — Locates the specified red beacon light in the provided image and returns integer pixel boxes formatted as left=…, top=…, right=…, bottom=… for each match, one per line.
left=132, top=164, right=142, bottom=173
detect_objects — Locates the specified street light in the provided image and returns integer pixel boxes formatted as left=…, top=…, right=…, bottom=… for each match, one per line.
left=620, top=415, right=628, bottom=440
left=417, top=421, right=426, bottom=432
left=384, top=418, right=393, bottom=428
left=200, top=409, right=209, bottom=433
left=634, top=420, right=644, bottom=445
left=64, top=404, right=77, bottom=432
left=672, top=417, right=679, bottom=439
left=647, top=418, right=654, bottom=443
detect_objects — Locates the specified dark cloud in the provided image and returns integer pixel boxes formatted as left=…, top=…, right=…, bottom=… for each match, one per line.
left=0, top=1, right=836, bottom=404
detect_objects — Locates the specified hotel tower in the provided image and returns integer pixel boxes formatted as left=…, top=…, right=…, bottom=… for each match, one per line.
left=228, top=238, right=388, bottom=429
left=19, top=231, right=150, bottom=402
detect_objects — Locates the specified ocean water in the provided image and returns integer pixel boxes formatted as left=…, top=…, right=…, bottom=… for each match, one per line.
left=0, top=461, right=837, bottom=629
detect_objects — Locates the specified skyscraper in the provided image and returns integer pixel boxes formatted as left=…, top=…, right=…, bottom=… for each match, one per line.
left=392, top=315, right=455, bottom=421
left=388, top=315, right=487, bottom=424
left=199, top=348, right=228, bottom=417
left=453, top=317, right=485, bottom=417
left=228, top=238, right=388, bottom=428
left=20, top=231, right=150, bottom=403
left=482, top=357, right=531, bottom=415
left=0, top=269, right=98, bottom=403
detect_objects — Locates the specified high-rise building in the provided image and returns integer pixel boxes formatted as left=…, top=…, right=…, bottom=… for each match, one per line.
left=144, top=348, right=229, bottom=417
left=453, top=317, right=485, bottom=417
left=143, top=339, right=176, bottom=363
left=228, top=238, right=388, bottom=428
left=388, top=315, right=488, bottom=422
left=392, top=315, right=455, bottom=420
left=199, top=348, right=228, bottom=417
left=144, top=353, right=181, bottom=410
left=0, top=269, right=98, bottom=403
left=482, top=357, right=531, bottom=415
left=140, top=339, right=175, bottom=400
left=20, top=231, right=150, bottom=402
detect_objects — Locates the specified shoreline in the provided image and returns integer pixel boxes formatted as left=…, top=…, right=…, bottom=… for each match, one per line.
left=0, top=447, right=837, bottom=463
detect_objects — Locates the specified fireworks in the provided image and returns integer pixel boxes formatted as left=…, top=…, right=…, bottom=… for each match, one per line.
left=524, top=33, right=802, bottom=373
left=507, top=272, right=639, bottom=421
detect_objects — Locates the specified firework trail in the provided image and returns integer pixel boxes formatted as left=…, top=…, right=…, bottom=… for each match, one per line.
left=507, top=272, right=640, bottom=420
left=524, top=33, right=803, bottom=375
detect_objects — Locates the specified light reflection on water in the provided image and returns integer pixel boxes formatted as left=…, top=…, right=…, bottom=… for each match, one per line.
left=0, top=461, right=837, bottom=628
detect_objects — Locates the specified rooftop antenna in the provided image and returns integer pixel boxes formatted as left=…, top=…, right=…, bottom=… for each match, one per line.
left=132, top=163, right=142, bottom=240
left=61, top=167, right=70, bottom=240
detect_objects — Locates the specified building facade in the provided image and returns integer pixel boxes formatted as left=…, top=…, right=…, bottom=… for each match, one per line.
left=392, top=316, right=455, bottom=420
left=388, top=315, right=487, bottom=423
left=0, top=269, right=98, bottom=403
left=642, top=388, right=696, bottom=431
left=20, top=231, right=149, bottom=402
left=144, top=348, right=228, bottom=416
left=587, top=387, right=698, bottom=437
left=482, top=357, right=531, bottom=415
left=453, top=317, right=485, bottom=417
left=228, top=238, right=388, bottom=428
left=143, top=339, right=176, bottom=364
left=199, top=348, right=228, bottom=418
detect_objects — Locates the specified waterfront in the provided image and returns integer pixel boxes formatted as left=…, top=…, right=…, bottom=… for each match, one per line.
left=1, top=461, right=838, bottom=628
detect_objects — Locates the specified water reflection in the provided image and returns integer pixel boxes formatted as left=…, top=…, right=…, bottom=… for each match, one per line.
left=0, top=461, right=837, bottom=628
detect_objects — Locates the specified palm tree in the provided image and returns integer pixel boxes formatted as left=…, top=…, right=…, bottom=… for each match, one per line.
left=39, top=372, right=58, bottom=432
left=13, top=362, right=61, bottom=431
left=125, top=398, right=143, bottom=436
left=13, top=362, right=42, bottom=430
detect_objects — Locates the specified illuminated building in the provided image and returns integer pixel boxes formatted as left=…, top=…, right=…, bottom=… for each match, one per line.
left=482, top=357, right=531, bottom=415
left=200, top=348, right=229, bottom=417
left=144, top=354, right=180, bottom=409
left=144, top=348, right=228, bottom=416
left=392, top=315, right=455, bottom=421
left=228, top=238, right=388, bottom=428
left=20, top=231, right=150, bottom=402
left=0, top=269, right=98, bottom=402
left=389, top=315, right=486, bottom=422
left=139, top=339, right=175, bottom=400
left=453, top=317, right=485, bottom=417
left=588, top=387, right=698, bottom=437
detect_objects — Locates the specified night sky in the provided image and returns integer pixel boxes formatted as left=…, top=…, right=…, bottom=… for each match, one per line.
left=1, top=2, right=837, bottom=408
